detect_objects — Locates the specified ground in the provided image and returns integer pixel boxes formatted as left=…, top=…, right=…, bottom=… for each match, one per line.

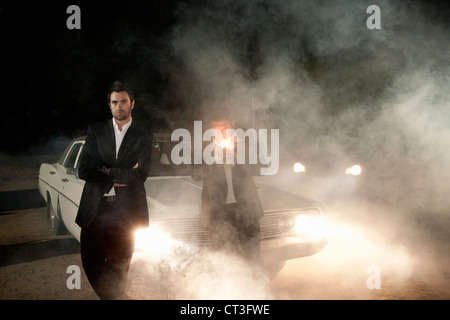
left=1, top=154, right=450, bottom=300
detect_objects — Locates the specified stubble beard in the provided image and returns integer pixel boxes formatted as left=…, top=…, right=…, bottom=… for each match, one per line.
left=114, top=110, right=129, bottom=121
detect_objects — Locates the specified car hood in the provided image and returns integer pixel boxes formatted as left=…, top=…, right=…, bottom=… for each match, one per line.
left=145, top=176, right=322, bottom=220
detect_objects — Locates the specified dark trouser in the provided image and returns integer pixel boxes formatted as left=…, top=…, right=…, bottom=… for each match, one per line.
left=208, top=203, right=262, bottom=263
left=80, top=199, right=135, bottom=300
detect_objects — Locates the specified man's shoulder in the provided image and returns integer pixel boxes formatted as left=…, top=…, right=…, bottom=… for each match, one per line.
left=90, top=119, right=112, bottom=132
left=89, top=119, right=112, bottom=135
left=130, top=120, right=153, bottom=138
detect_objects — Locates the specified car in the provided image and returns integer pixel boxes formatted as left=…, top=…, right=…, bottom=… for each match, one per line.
left=38, top=134, right=327, bottom=275
left=278, top=140, right=365, bottom=202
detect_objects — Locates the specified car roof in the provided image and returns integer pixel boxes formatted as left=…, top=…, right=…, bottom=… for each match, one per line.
left=73, top=133, right=169, bottom=141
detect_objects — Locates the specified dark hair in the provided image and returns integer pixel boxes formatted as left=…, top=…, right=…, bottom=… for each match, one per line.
left=107, top=80, right=135, bottom=103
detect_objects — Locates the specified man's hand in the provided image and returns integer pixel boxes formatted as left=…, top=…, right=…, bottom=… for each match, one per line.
left=113, top=183, right=127, bottom=187
left=114, top=163, right=137, bottom=187
left=101, top=167, right=126, bottom=186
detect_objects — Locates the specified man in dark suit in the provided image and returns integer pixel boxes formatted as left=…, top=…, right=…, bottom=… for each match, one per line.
left=76, top=81, right=152, bottom=299
left=193, top=116, right=264, bottom=264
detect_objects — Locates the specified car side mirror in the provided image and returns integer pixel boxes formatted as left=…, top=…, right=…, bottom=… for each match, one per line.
left=66, top=168, right=79, bottom=177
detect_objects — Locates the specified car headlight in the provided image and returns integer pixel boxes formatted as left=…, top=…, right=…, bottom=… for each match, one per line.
left=293, top=162, right=306, bottom=173
left=135, top=223, right=175, bottom=255
left=294, top=213, right=324, bottom=239
left=278, top=215, right=295, bottom=233
left=345, top=164, right=361, bottom=176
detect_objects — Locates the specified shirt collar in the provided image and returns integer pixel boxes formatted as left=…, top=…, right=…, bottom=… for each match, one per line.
left=112, top=117, right=132, bottom=133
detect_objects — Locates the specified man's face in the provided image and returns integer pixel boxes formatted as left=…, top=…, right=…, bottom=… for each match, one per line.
left=109, top=91, right=134, bottom=122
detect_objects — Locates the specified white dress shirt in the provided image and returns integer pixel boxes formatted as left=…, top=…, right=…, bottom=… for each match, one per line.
left=105, top=118, right=132, bottom=196
left=224, top=164, right=237, bottom=204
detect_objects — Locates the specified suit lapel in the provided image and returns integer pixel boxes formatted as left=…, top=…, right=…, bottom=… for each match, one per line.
left=103, top=119, right=117, bottom=165
left=116, top=121, right=136, bottom=163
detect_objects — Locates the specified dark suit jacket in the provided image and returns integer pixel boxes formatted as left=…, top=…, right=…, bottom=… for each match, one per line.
left=193, top=163, right=265, bottom=226
left=75, top=119, right=152, bottom=229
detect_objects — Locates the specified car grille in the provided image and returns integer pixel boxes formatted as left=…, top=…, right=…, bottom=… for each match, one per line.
left=151, top=208, right=322, bottom=245
left=150, top=219, right=214, bottom=246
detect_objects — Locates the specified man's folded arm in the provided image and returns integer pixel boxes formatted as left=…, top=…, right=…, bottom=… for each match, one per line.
left=108, top=134, right=152, bottom=185
left=78, top=126, right=109, bottom=184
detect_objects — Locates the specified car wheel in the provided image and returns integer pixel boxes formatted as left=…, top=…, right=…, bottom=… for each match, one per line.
left=47, top=194, right=68, bottom=235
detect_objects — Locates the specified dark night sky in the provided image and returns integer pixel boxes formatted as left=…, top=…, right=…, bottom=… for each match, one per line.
left=2, top=0, right=181, bottom=154
left=1, top=0, right=449, bottom=155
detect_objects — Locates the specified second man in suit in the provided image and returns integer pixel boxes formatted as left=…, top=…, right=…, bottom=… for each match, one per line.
left=192, top=115, right=265, bottom=265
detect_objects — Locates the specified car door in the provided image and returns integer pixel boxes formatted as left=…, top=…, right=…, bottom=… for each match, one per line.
left=58, top=141, right=85, bottom=241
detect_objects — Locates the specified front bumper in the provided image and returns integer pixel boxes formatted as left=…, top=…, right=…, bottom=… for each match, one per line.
left=261, top=236, right=328, bottom=262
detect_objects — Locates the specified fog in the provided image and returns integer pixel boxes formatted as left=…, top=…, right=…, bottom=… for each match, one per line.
left=165, top=0, right=450, bottom=209
left=125, top=0, right=450, bottom=299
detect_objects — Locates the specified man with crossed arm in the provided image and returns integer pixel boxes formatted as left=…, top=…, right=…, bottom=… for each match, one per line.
left=76, top=81, right=152, bottom=299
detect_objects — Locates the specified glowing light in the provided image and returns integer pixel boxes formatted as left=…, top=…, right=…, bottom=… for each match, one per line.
left=294, top=214, right=324, bottom=239
left=135, top=224, right=175, bottom=255
left=311, top=213, right=413, bottom=280
left=346, top=164, right=361, bottom=176
left=219, top=137, right=234, bottom=150
left=293, top=162, right=306, bottom=173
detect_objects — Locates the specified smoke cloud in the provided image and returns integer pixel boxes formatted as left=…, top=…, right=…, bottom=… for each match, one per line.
left=164, top=0, right=450, bottom=208
left=130, top=248, right=272, bottom=299
left=129, top=0, right=450, bottom=299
